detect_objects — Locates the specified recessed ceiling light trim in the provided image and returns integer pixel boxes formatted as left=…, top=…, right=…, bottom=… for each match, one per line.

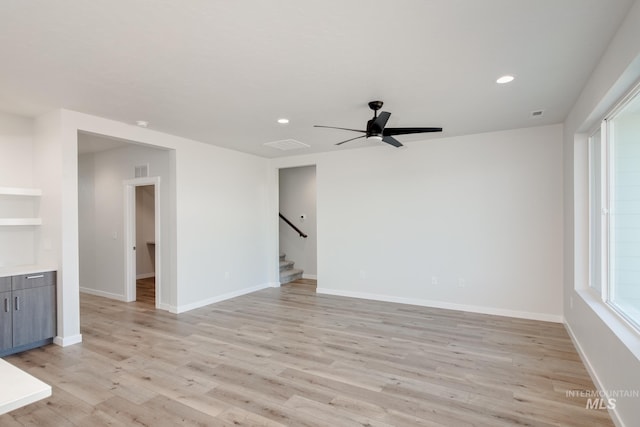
left=496, top=75, right=515, bottom=84
left=277, top=118, right=290, bottom=124
left=135, top=120, right=149, bottom=128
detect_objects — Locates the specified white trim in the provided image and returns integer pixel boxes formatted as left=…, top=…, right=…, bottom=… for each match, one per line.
left=302, top=274, right=318, bottom=280
left=53, top=334, right=83, bottom=347
left=79, top=287, right=127, bottom=301
left=136, top=273, right=156, bottom=279
left=564, top=321, right=626, bottom=427
left=157, top=303, right=172, bottom=312
left=316, top=288, right=563, bottom=323
left=172, top=283, right=272, bottom=314
left=269, top=282, right=282, bottom=288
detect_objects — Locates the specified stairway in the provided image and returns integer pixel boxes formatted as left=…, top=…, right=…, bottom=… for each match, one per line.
left=279, top=253, right=303, bottom=284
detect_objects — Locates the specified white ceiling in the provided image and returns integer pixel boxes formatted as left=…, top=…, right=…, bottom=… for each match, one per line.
left=0, top=0, right=634, bottom=158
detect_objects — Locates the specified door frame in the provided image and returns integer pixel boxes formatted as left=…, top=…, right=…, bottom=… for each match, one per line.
left=124, top=177, right=161, bottom=307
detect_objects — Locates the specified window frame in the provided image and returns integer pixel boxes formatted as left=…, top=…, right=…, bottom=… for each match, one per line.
left=588, top=81, right=640, bottom=333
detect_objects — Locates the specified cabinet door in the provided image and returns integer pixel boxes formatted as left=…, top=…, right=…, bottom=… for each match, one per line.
left=12, top=285, right=56, bottom=347
left=0, top=290, right=11, bottom=351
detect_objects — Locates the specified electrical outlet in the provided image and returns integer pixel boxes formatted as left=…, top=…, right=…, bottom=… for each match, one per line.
left=359, top=270, right=366, bottom=280
left=458, top=278, right=466, bottom=288
left=431, top=276, right=438, bottom=285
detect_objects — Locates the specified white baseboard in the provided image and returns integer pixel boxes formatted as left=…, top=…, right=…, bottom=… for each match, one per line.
left=53, top=334, right=83, bottom=347
left=564, top=322, right=625, bottom=427
left=173, top=282, right=272, bottom=314
left=268, top=282, right=281, bottom=288
left=136, top=272, right=155, bottom=279
left=302, top=274, right=318, bottom=280
left=80, top=287, right=127, bottom=302
left=157, top=302, right=173, bottom=312
left=316, top=287, right=563, bottom=323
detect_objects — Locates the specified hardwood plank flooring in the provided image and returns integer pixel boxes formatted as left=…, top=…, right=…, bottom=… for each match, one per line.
left=1, top=279, right=613, bottom=426
left=136, top=276, right=156, bottom=305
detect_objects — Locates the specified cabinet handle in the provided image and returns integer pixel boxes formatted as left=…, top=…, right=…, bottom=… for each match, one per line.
left=26, top=274, right=44, bottom=279
left=3, top=298, right=7, bottom=313
left=15, top=296, right=19, bottom=311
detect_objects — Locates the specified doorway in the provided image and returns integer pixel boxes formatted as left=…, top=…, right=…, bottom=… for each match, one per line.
left=135, top=185, right=156, bottom=304
left=124, top=177, right=161, bottom=307
left=278, top=165, right=317, bottom=289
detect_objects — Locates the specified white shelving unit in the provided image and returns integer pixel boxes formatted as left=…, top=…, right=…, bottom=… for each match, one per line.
left=0, top=187, right=42, bottom=197
left=0, top=187, right=42, bottom=226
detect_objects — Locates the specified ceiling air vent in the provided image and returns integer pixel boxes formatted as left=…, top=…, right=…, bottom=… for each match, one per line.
left=530, top=110, right=544, bottom=118
left=263, top=139, right=310, bottom=151
left=134, top=164, right=149, bottom=178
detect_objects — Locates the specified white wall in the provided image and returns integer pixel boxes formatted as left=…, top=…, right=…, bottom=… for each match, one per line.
left=173, top=139, right=271, bottom=310
left=136, top=185, right=155, bottom=278
left=0, top=112, right=34, bottom=186
left=563, top=1, right=640, bottom=425
left=78, top=142, right=171, bottom=304
left=272, top=124, right=564, bottom=321
left=0, top=112, right=36, bottom=267
left=279, top=166, right=317, bottom=277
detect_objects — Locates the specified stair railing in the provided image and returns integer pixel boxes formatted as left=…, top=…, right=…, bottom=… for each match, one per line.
left=279, top=213, right=308, bottom=238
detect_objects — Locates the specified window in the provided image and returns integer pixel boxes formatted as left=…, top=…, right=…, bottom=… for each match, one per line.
left=589, top=86, right=640, bottom=329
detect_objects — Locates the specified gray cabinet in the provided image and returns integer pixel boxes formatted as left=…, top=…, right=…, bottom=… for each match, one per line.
left=0, top=271, right=56, bottom=356
left=1, top=293, right=12, bottom=352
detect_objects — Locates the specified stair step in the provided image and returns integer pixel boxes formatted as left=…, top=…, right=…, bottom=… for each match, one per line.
left=279, top=260, right=295, bottom=272
left=280, top=268, right=303, bottom=284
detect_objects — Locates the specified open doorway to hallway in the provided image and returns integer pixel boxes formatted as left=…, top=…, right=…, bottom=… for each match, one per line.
left=279, top=165, right=317, bottom=289
left=77, top=131, right=170, bottom=311
left=135, top=184, right=156, bottom=305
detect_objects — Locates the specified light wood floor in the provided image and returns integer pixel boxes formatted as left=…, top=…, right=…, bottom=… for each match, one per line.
left=1, top=279, right=613, bottom=426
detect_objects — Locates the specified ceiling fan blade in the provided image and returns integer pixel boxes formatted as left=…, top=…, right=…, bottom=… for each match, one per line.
left=383, top=127, right=442, bottom=136
left=382, top=136, right=403, bottom=147
left=370, top=111, right=391, bottom=133
left=336, top=135, right=366, bottom=145
left=314, top=125, right=366, bottom=133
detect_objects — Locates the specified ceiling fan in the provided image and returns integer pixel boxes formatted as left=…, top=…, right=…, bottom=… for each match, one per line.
left=314, top=100, right=442, bottom=147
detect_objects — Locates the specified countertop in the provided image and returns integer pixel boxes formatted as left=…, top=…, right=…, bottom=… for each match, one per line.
left=0, top=265, right=57, bottom=278
left=0, top=358, right=51, bottom=415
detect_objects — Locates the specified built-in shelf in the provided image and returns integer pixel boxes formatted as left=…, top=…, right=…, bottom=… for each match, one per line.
left=0, top=186, right=42, bottom=227
left=0, top=218, right=42, bottom=226
left=0, top=187, right=42, bottom=197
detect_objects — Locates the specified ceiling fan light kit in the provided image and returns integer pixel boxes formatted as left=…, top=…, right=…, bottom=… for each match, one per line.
left=314, top=100, right=442, bottom=148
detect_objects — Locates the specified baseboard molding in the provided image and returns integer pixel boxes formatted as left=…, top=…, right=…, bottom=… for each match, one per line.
left=268, top=281, right=281, bottom=288
left=564, top=322, right=625, bottom=427
left=173, top=282, right=273, bottom=314
left=302, top=274, right=318, bottom=280
left=157, top=302, right=173, bottom=312
left=316, top=287, right=563, bottom=323
left=136, top=273, right=156, bottom=280
left=80, top=287, right=127, bottom=301
left=53, top=334, right=83, bottom=347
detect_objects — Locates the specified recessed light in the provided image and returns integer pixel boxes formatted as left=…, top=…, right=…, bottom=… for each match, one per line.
left=136, top=120, right=149, bottom=128
left=277, top=118, right=290, bottom=124
left=496, top=75, right=515, bottom=84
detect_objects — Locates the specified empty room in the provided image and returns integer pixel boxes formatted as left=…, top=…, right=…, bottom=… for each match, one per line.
left=1, top=1, right=639, bottom=426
